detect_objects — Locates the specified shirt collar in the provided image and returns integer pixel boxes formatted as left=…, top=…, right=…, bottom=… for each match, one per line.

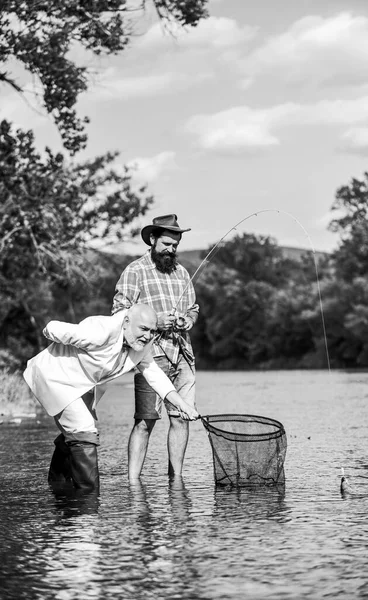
left=143, top=250, right=157, bottom=270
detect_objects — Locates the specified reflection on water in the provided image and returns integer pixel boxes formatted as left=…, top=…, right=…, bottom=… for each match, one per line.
left=51, top=486, right=100, bottom=518
left=1, top=370, right=368, bottom=599
left=40, top=489, right=102, bottom=600
left=212, top=484, right=287, bottom=523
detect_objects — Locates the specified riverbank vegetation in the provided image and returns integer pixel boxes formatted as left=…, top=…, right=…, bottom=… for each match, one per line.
left=0, top=369, right=37, bottom=418
left=2, top=168, right=368, bottom=372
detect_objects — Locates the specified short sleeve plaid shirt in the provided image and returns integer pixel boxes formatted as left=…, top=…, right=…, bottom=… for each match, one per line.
left=112, top=251, right=199, bottom=365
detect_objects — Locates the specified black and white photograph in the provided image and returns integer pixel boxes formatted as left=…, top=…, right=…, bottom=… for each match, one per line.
left=1, top=1, right=368, bottom=599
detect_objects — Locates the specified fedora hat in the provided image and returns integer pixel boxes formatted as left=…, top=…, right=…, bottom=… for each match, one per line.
left=141, top=214, right=191, bottom=246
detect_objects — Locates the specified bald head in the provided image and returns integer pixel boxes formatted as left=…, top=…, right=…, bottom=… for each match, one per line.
left=128, top=303, right=157, bottom=323
left=123, top=303, right=158, bottom=351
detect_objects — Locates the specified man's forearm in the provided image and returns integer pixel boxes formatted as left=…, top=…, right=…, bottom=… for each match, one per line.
left=165, top=390, right=198, bottom=420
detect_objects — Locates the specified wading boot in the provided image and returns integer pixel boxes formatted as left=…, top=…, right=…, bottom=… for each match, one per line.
left=48, top=434, right=72, bottom=485
left=68, top=441, right=100, bottom=492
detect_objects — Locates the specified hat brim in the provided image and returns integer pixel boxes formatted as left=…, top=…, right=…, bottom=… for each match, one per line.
left=141, top=225, right=191, bottom=246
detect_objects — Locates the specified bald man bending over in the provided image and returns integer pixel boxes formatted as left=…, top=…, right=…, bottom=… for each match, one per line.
left=24, top=304, right=198, bottom=492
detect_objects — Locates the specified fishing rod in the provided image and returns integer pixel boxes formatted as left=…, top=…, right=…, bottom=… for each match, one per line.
left=172, top=208, right=331, bottom=371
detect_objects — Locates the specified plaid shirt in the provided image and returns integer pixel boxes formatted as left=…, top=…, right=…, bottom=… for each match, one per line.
left=112, top=251, right=199, bottom=364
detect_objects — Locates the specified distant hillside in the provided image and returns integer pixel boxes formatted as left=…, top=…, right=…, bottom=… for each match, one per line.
left=178, top=245, right=329, bottom=273
left=280, top=245, right=328, bottom=263
left=94, top=244, right=330, bottom=277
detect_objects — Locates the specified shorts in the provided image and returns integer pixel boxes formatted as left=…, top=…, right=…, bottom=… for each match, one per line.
left=134, top=353, right=196, bottom=420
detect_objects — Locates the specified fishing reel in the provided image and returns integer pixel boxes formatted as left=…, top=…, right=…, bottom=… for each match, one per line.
left=175, top=316, right=186, bottom=328
left=171, top=314, right=186, bottom=331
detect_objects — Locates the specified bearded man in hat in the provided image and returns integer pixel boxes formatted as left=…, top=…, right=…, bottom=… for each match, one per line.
left=111, top=214, right=199, bottom=480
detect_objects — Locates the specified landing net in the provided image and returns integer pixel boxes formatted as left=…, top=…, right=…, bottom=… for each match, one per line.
left=201, top=414, right=287, bottom=487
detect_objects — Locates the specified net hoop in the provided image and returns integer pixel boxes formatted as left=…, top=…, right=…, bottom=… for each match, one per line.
left=201, top=414, right=286, bottom=443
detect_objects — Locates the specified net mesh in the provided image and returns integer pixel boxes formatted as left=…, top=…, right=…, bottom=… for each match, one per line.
left=201, top=414, right=287, bottom=487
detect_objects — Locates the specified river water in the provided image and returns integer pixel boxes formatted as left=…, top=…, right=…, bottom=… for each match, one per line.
left=0, top=370, right=367, bottom=600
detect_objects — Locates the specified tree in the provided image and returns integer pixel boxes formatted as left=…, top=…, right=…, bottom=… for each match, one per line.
left=307, top=278, right=367, bottom=368
left=262, top=283, right=325, bottom=368
left=0, top=0, right=208, bottom=154
left=0, top=1, right=209, bottom=368
left=206, top=233, right=303, bottom=288
left=190, top=233, right=332, bottom=369
left=343, top=278, right=368, bottom=366
left=329, top=172, right=368, bottom=281
left=0, top=119, right=153, bottom=364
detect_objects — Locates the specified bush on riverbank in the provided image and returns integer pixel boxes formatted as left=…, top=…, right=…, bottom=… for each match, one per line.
left=0, top=369, right=37, bottom=417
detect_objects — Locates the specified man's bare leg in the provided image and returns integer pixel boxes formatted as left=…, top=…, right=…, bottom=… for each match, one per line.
left=167, top=416, right=189, bottom=476
left=128, top=419, right=155, bottom=480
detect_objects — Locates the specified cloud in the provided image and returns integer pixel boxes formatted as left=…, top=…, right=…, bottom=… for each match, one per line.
left=85, top=152, right=177, bottom=222
left=83, top=12, right=368, bottom=106
left=138, top=16, right=256, bottom=51
left=89, top=64, right=211, bottom=100
left=186, top=106, right=280, bottom=153
left=338, top=127, right=368, bottom=155
left=241, top=12, right=368, bottom=89
left=126, top=151, right=177, bottom=184
left=185, top=96, right=368, bottom=154
left=84, top=16, right=256, bottom=102
left=90, top=68, right=184, bottom=99
left=316, top=212, right=335, bottom=230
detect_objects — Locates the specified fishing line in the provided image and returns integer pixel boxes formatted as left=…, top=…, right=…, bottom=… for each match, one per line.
left=174, top=208, right=331, bottom=371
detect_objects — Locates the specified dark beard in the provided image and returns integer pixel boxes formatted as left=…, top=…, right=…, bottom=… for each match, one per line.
left=151, top=246, right=178, bottom=274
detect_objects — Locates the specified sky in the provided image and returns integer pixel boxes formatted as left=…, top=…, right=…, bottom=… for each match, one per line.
left=3, top=0, right=368, bottom=255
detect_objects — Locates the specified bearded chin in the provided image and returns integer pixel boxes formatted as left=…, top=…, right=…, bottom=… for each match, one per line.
left=151, top=246, right=178, bottom=274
